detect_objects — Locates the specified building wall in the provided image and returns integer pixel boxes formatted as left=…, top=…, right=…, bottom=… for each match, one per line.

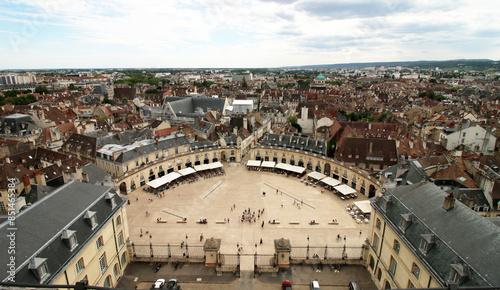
left=440, top=125, right=496, bottom=154
left=366, top=211, right=441, bottom=289
left=115, top=146, right=241, bottom=194
left=52, top=207, right=129, bottom=287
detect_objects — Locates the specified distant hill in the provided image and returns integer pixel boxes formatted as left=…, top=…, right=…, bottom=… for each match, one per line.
left=281, top=59, right=500, bottom=71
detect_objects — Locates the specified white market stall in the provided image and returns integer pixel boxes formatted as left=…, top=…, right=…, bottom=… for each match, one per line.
left=207, top=161, right=223, bottom=169
left=334, top=184, right=357, bottom=196
left=246, top=160, right=261, bottom=167
left=353, top=200, right=372, bottom=214
left=320, top=177, right=342, bottom=187
left=178, top=167, right=196, bottom=176
left=307, top=171, right=326, bottom=181
left=261, top=161, right=276, bottom=168
left=194, top=164, right=210, bottom=171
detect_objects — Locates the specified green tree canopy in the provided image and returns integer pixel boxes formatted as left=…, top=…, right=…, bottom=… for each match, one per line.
left=35, top=86, right=49, bottom=95
left=145, top=88, right=160, bottom=94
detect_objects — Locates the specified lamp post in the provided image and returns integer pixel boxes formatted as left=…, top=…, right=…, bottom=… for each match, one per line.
left=307, top=235, right=310, bottom=259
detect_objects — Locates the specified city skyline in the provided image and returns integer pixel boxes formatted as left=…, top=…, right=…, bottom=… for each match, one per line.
left=1, top=0, right=500, bottom=69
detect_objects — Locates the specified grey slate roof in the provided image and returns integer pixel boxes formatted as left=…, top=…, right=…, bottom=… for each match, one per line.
left=0, top=181, right=125, bottom=284
left=260, top=134, right=326, bottom=156
left=191, top=140, right=217, bottom=150
left=373, top=182, right=500, bottom=287
left=114, top=136, right=191, bottom=164
left=97, top=129, right=152, bottom=147
left=21, top=184, right=57, bottom=205
left=82, top=163, right=111, bottom=184
left=165, top=96, right=226, bottom=118
left=382, top=161, right=429, bottom=185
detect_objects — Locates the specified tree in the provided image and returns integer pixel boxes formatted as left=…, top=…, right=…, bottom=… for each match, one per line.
left=288, top=115, right=298, bottom=125
left=3, top=90, right=21, bottom=98
left=122, top=97, right=128, bottom=103
left=22, top=89, right=32, bottom=94
left=98, top=115, right=108, bottom=121
left=68, top=84, right=76, bottom=90
left=377, top=113, right=389, bottom=122
left=145, top=88, right=160, bottom=94
left=242, top=77, right=248, bottom=88
left=291, top=123, right=302, bottom=132
left=35, top=86, right=49, bottom=95
left=102, top=97, right=112, bottom=104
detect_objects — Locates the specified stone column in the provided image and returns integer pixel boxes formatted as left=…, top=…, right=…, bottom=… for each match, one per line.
left=203, top=237, right=221, bottom=267
left=274, top=238, right=291, bottom=269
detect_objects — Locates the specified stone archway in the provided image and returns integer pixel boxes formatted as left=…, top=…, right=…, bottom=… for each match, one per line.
left=324, top=163, right=331, bottom=176
left=119, top=182, right=127, bottom=195
left=221, top=152, right=227, bottom=161
left=369, top=184, right=376, bottom=198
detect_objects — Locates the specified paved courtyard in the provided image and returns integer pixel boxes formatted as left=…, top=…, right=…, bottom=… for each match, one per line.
left=126, top=161, right=371, bottom=255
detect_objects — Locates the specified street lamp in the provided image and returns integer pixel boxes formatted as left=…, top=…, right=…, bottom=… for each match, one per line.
left=307, top=235, right=310, bottom=260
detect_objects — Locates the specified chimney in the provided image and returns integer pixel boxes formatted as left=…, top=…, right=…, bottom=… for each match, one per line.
left=34, top=170, right=46, bottom=185
left=54, top=158, right=62, bottom=166
left=465, top=196, right=474, bottom=209
left=22, top=174, right=31, bottom=193
left=409, top=141, right=414, bottom=149
left=368, top=122, right=371, bottom=130
left=5, top=156, right=10, bottom=163
left=369, top=142, right=373, bottom=154
left=443, top=193, right=455, bottom=211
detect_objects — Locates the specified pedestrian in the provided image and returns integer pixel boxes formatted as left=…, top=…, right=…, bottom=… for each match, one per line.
left=260, top=238, right=263, bottom=244
left=228, top=218, right=230, bottom=223
left=255, top=241, right=257, bottom=248
left=261, top=221, right=264, bottom=228
left=136, top=197, right=138, bottom=201
left=360, top=230, right=362, bottom=235
left=200, top=233, right=203, bottom=241
left=344, top=235, right=346, bottom=241
left=276, top=189, right=278, bottom=194
left=281, top=203, right=283, bottom=208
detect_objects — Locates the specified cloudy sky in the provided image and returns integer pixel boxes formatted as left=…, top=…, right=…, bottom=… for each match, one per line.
left=1, top=0, right=499, bottom=69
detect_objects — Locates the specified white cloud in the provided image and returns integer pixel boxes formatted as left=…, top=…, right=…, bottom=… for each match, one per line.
left=0, top=0, right=499, bottom=68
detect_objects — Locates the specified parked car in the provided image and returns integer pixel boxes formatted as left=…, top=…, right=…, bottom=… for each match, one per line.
left=310, top=280, right=320, bottom=289
left=282, top=280, right=292, bottom=289
left=349, top=281, right=361, bottom=290
left=152, top=278, right=165, bottom=289
left=166, top=278, right=179, bottom=290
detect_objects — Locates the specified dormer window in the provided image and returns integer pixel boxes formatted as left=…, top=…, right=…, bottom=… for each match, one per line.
left=84, top=210, right=98, bottom=229
left=105, top=192, right=116, bottom=209
left=381, top=195, right=393, bottom=212
left=29, top=257, right=50, bottom=282
left=399, top=213, right=413, bottom=232
left=61, top=229, right=78, bottom=251
left=419, top=234, right=435, bottom=254
left=448, top=263, right=469, bottom=285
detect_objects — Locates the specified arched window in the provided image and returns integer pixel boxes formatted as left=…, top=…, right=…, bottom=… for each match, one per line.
left=103, top=275, right=112, bottom=287
left=121, top=252, right=127, bottom=264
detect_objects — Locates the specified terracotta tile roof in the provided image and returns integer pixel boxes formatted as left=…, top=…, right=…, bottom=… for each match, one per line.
left=0, top=162, right=35, bottom=189
left=335, top=137, right=398, bottom=165
left=154, top=126, right=181, bottom=137
left=430, top=163, right=478, bottom=188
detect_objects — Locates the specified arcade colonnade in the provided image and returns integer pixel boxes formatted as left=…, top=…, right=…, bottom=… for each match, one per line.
left=117, top=146, right=241, bottom=194
left=116, top=146, right=381, bottom=197
left=250, top=146, right=380, bottom=198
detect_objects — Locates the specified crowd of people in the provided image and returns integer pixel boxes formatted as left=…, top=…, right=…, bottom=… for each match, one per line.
left=239, top=207, right=265, bottom=223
